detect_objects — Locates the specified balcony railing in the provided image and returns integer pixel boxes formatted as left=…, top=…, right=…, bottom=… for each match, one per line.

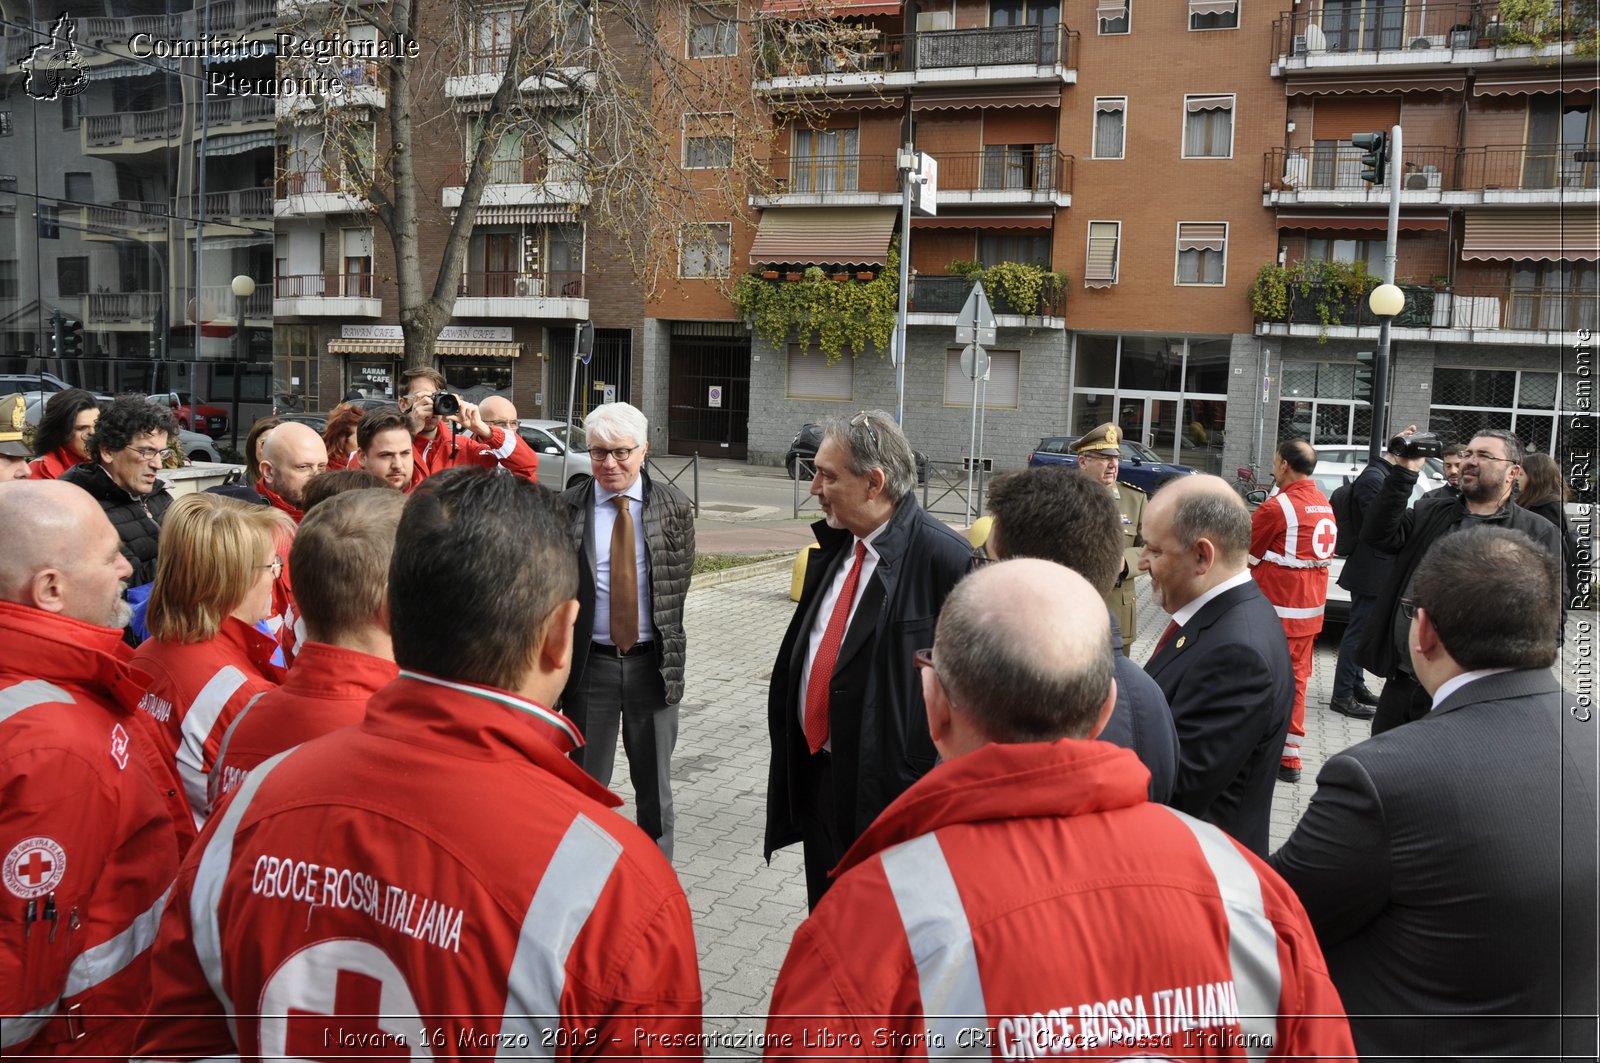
left=84, top=106, right=183, bottom=147
left=934, top=149, right=1073, bottom=196
left=196, top=188, right=274, bottom=219
left=1267, top=143, right=1600, bottom=193
left=87, top=291, right=162, bottom=323
left=909, top=273, right=1065, bottom=318
left=779, top=154, right=898, bottom=195
left=463, top=32, right=594, bottom=77
left=275, top=273, right=376, bottom=299
left=1271, top=1, right=1582, bottom=60
left=758, top=22, right=1075, bottom=78
left=443, top=157, right=557, bottom=186
left=458, top=271, right=586, bottom=298
left=277, top=170, right=367, bottom=197
left=84, top=200, right=169, bottom=232
left=191, top=284, right=273, bottom=320
left=1258, top=280, right=1598, bottom=332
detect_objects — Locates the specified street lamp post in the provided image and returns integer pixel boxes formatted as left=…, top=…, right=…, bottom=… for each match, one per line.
left=1366, top=281, right=1404, bottom=463
left=230, top=274, right=256, bottom=452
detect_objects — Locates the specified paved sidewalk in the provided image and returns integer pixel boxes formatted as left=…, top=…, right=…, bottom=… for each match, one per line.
left=594, top=565, right=1370, bottom=1048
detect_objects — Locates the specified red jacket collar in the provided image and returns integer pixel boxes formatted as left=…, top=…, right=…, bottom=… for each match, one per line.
left=361, top=671, right=618, bottom=808
left=256, top=483, right=304, bottom=522
left=29, top=447, right=86, bottom=479
left=0, top=601, right=153, bottom=715
left=835, top=739, right=1151, bottom=876
left=279, top=642, right=397, bottom=700
left=215, top=615, right=289, bottom=683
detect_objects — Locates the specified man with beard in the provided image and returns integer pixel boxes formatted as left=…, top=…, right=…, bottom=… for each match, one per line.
left=1359, top=429, right=1563, bottom=733
left=256, top=421, right=328, bottom=522
left=355, top=407, right=414, bottom=491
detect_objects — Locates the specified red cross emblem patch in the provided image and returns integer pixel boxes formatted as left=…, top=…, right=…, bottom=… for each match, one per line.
left=110, top=722, right=130, bottom=771
left=4, top=837, right=67, bottom=899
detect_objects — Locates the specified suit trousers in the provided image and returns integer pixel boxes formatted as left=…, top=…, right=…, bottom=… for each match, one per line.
left=566, top=647, right=678, bottom=861
left=1281, top=632, right=1317, bottom=768
left=796, top=748, right=842, bottom=911
left=1371, top=669, right=1432, bottom=736
left=1331, top=592, right=1377, bottom=700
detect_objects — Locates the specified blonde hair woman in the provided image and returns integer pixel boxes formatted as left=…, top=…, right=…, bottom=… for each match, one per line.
left=133, top=493, right=294, bottom=825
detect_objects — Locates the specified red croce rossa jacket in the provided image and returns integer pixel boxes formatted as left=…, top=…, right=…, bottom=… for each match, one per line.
left=1249, top=478, right=1337, bottom=638
left=134, top=671, right=702, bottom=1060
left=411, top=424, right=538, bottom=489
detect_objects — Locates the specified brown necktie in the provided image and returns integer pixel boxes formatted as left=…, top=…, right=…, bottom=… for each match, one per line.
left=609, top=495, right=639, bottom=653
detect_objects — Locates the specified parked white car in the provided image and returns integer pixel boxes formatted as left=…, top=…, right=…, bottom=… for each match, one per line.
left=516, top=418, right=591, bottom=491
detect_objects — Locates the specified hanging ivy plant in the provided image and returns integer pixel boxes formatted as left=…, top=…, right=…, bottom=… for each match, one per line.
left=943, top=260, right=1069, bottom=317
left=731, top=241, right=901, bottom=363
left=1248, top=259, right=1377, bottom=341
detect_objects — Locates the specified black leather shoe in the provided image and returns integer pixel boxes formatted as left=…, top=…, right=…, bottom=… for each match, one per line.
left=1278, top=764, right=1302, bottom=784
left=1329, top=695, right=1377, bottom=721
left=1353, top=683, right=1380, bottom=707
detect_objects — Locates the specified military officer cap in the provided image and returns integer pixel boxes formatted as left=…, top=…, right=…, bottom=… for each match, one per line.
left=1072, top=422, right=1122, bottom=455
left=0, top=394, right=30, bottom=458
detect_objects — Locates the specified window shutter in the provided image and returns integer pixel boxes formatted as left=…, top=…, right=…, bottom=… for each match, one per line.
left=944, top=348, right=1020, bottom=408
left=786, top=346, right=853, bottom=400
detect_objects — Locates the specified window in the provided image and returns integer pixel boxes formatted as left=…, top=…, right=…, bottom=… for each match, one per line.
left=978, top=233, right=1050, bottom=267
left=688, top=3, right=737, bottom=58
left=1276, top=361, right=1374, bottom=447
left=1097, top=0, right=1129, bottom=33
left=944, top=347, right=1021, bottom=408
left=989, top=0, right=1061, bottom=27
left=1183, top=96, right=1233, bottom=158
left=1085, top=221, right=1120, bottom=287
left=37, top=205, right=59, bottom=239
left=61, top=94, right=77, bottom=129
left=57, top=257, right=89, bottom=297
left=1430, top=367, right=1574, bottom=455
left=0, top=112, right=12, bottom=137
left=791, top=127, right=859, bottom=192
left=1189, top=0, right=1239, bottom=29
left=1175, top=222, right=1227, bottom=285
left=981, top=144, right=1044, bottom=190
left=786, top=345, right=853, bottom=400
left=684, top=113, right=734, bottom=169
left=1509, top=260, right=1598, bottom=332
left=1305, top=237, right=1384, bottom=271
left=1092, top=97, right=1125, bottom=159
left=0, top=260, right=17, bottom=299
left=679, top=222, right=731, bottom=278
left=65, top=172, right=93, bottom=202
left=470, top=7, right=517, bottom=74
left=341, top=228, right=374, bottom=297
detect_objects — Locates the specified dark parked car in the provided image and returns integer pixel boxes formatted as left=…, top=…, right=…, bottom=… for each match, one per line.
left=785, top=422, right=930, bottom=484
left=1026, top=434, right=1199, bottom=494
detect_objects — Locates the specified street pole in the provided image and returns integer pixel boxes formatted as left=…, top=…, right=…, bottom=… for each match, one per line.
left=894, top=142, right=913, bottom=427
left=560, top=321, right=580, bottom=487
left=229, top=274, right=255, bottom=452
left=1368, top=122, right=1402, bottom=463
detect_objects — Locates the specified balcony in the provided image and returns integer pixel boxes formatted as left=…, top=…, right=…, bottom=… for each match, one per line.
left=1266, top=143, right=1600, bottom=206
left=277, top=61, right=387, bottom=116
left=754, top=154, right=899, bottom=207
left=82, top=106, right=183, bottom=151
left=197, top=187, right=274, bottom=221
left=273, top=273, right=383, bottom=317
left=81, top=200, right=170, bottom=239
left=85, top=291, right=162, bottom=328
left=1254, top=280, right=1594, bottom=343
left=440, top=157, right=588, bottom=209
left=190, top=284, right=274, bottom=324
left=275, top=171, right=372, bottom=216
left=443, top=42, right=596, bottom=99
left=756, top=22, right=1077, bottom=92
left=454, top=271, right=588, bottom=319
left=907, top=272, right=1066, bottom=327
left=933, top=149, right=1072, bottom=206
left=1271, top=1, right=1585, bottom=73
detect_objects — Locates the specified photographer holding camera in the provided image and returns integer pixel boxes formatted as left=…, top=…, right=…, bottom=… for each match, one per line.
left=397, top=368, right=539, bottom=488
left=1358, top=428, right=1563, bottom=734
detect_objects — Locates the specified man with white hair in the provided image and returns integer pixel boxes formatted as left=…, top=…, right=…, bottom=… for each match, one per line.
left=0, top=480, right=184, bottom=1057
left=557, top=401, right=695, bottom=860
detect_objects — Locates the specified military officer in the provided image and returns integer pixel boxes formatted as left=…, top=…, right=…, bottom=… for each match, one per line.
left=1073, top=423, right=1145, bottom=654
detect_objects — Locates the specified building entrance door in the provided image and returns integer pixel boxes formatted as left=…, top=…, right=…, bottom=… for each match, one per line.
left=667, top=322, right=749, bottom=458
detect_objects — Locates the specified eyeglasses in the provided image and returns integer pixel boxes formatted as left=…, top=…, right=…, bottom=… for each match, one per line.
left=969, top=543, right=994, bottom=570
left=262, top=557, right=283, bottom=579
left=1079, top=450, right=1117, bottom=464
left=850, top=411, right=879, bottom=448
left=1399, top=596, right=1418, bottom=620
left=1463, top=449, right=1515, bottom=464
left=486, top=419, right=520, bottom=430
left=125, top=445, right=165, bottom=464
left=588, top=445, right=641, bottom=463
left=913, top=647, right=937, bottom=671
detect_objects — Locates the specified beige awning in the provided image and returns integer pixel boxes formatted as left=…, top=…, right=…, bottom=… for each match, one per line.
left=774, top=94, right=903, bottom=114
left=1473, top=75, right=1600, bottom=96
left=748, top=206, right=898, bottom=266
left=1177, top=222, right=1227, bottom=252
left=1189, top=0, right=1237, bottom=14
left=761, top=0, right=901, bottom=16
left=911, top=92, right=1060, bottom=112
left=1461, top=208, right=1599, bottom=262
left=1085, top=236, right=1118, bottom=287
left=453, top=205, right=579, bottom=226
left=328, top=338, right=524, bottom=358
left=1096, top=0, right=1127, bottom=19
left=1186, top=95, right=1233, bottom=112
left=1287, top=74, right=1467, bottom=95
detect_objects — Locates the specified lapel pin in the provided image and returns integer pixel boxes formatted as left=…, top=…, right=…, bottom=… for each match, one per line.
left=1175, top=636, right=1186, bottom=649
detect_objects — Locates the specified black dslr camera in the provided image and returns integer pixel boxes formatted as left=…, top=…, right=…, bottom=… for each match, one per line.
left=1399, top=432, right=1443, bottom=460
left=432, top=393, right=461, bottom=417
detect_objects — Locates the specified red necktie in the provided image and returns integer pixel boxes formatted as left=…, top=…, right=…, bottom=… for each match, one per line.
left=1153, top=620, right=1180, bottom=657
left=804, top=541, right=868, bottom=754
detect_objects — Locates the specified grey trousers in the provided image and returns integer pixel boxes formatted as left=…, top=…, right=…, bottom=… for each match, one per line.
left=566, top=647, right=677, bottom=861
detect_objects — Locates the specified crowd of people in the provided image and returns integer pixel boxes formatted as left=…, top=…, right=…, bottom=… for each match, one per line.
left=0, top=383, right=1592, bottom=1060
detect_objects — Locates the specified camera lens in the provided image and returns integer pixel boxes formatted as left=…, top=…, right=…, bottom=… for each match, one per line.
left=434, top=393, right=460, bottom=417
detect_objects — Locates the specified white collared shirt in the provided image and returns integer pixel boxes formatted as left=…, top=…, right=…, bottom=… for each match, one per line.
left=592, top=477, right=654, bottom=646
left=1169, top=569, right=1255, bottom=629
left=799, top=521, right=890, bottom=747
left=1430, top=667, right=1515, bottom=711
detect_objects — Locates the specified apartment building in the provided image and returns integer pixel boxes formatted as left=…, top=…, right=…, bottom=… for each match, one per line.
left=1257, top=0, right=1593, bottom=456
left=0, top=0, right=276, bottom=431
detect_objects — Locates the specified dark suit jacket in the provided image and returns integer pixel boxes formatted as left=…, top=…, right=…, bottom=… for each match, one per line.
left=1335, top=458, right=1395, bottom=597
left=764, top=495, right=970, bottom=862
left=1270, top=670, right=1598, bottom=1062
left=1105, top=613, right=1179, bottom=804
left=1143, top=578, right=1293, bottom=856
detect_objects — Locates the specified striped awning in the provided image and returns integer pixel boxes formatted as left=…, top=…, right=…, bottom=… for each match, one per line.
left=1189, top=0, right=1237, bottom=14
left=203, top=131, right=275, bottom=157
left=1085, top=236, right=1118, bottom=287
left=1276, top=212, right=1450, bottom=232
left=775, top=94, right=903, bottom=113
left=454, top=205, right=579, bottom=225
left=911, top=214, right=1053, bottom=230
left=1177, top=222, right=1227, bottom=252
left=1473, top=74, right=1600, bottom=96
left=1462, top=208, right=1599, bottom=261
left=328, top=338, right=523, bottom=358
left=1096, top=0, right=1127, bottom=19
left=761, top=0, right=901, bottom=16
left=748, top=206, right=897, bottom=265
left=1287, top=74, right=1467, bottom=95
left=911, top=92, right=1060, bottom=112
left=1186, top=95, right=1232, bottom=112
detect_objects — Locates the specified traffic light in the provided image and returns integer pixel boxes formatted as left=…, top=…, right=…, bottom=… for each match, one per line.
left=1353, top=131, right=1388, bottom=186
left=50, top=309, right=62, bottom=357
left=1354, top=350, right=1376, bottom=403
left=58, top=317, right=83, bottom=358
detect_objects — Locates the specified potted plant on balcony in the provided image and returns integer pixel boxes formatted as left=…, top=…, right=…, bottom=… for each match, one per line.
left=761, top=267, right=780, bottom=280
left=785, top=271, right=803, bottom=282
left=731, top=247, right=900, bottom=363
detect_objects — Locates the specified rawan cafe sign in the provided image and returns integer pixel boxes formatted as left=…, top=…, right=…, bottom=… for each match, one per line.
left=341, top=324, right=513, bottom=342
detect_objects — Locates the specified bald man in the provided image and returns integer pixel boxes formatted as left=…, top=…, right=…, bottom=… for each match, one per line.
left=0, top=480, right=185, bottom=1057
left=767, top=559, right=1355, bottom=1059
left=257, top=420, right=329, bottom=521
left=1139, top=475, right=1294, bottom=856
